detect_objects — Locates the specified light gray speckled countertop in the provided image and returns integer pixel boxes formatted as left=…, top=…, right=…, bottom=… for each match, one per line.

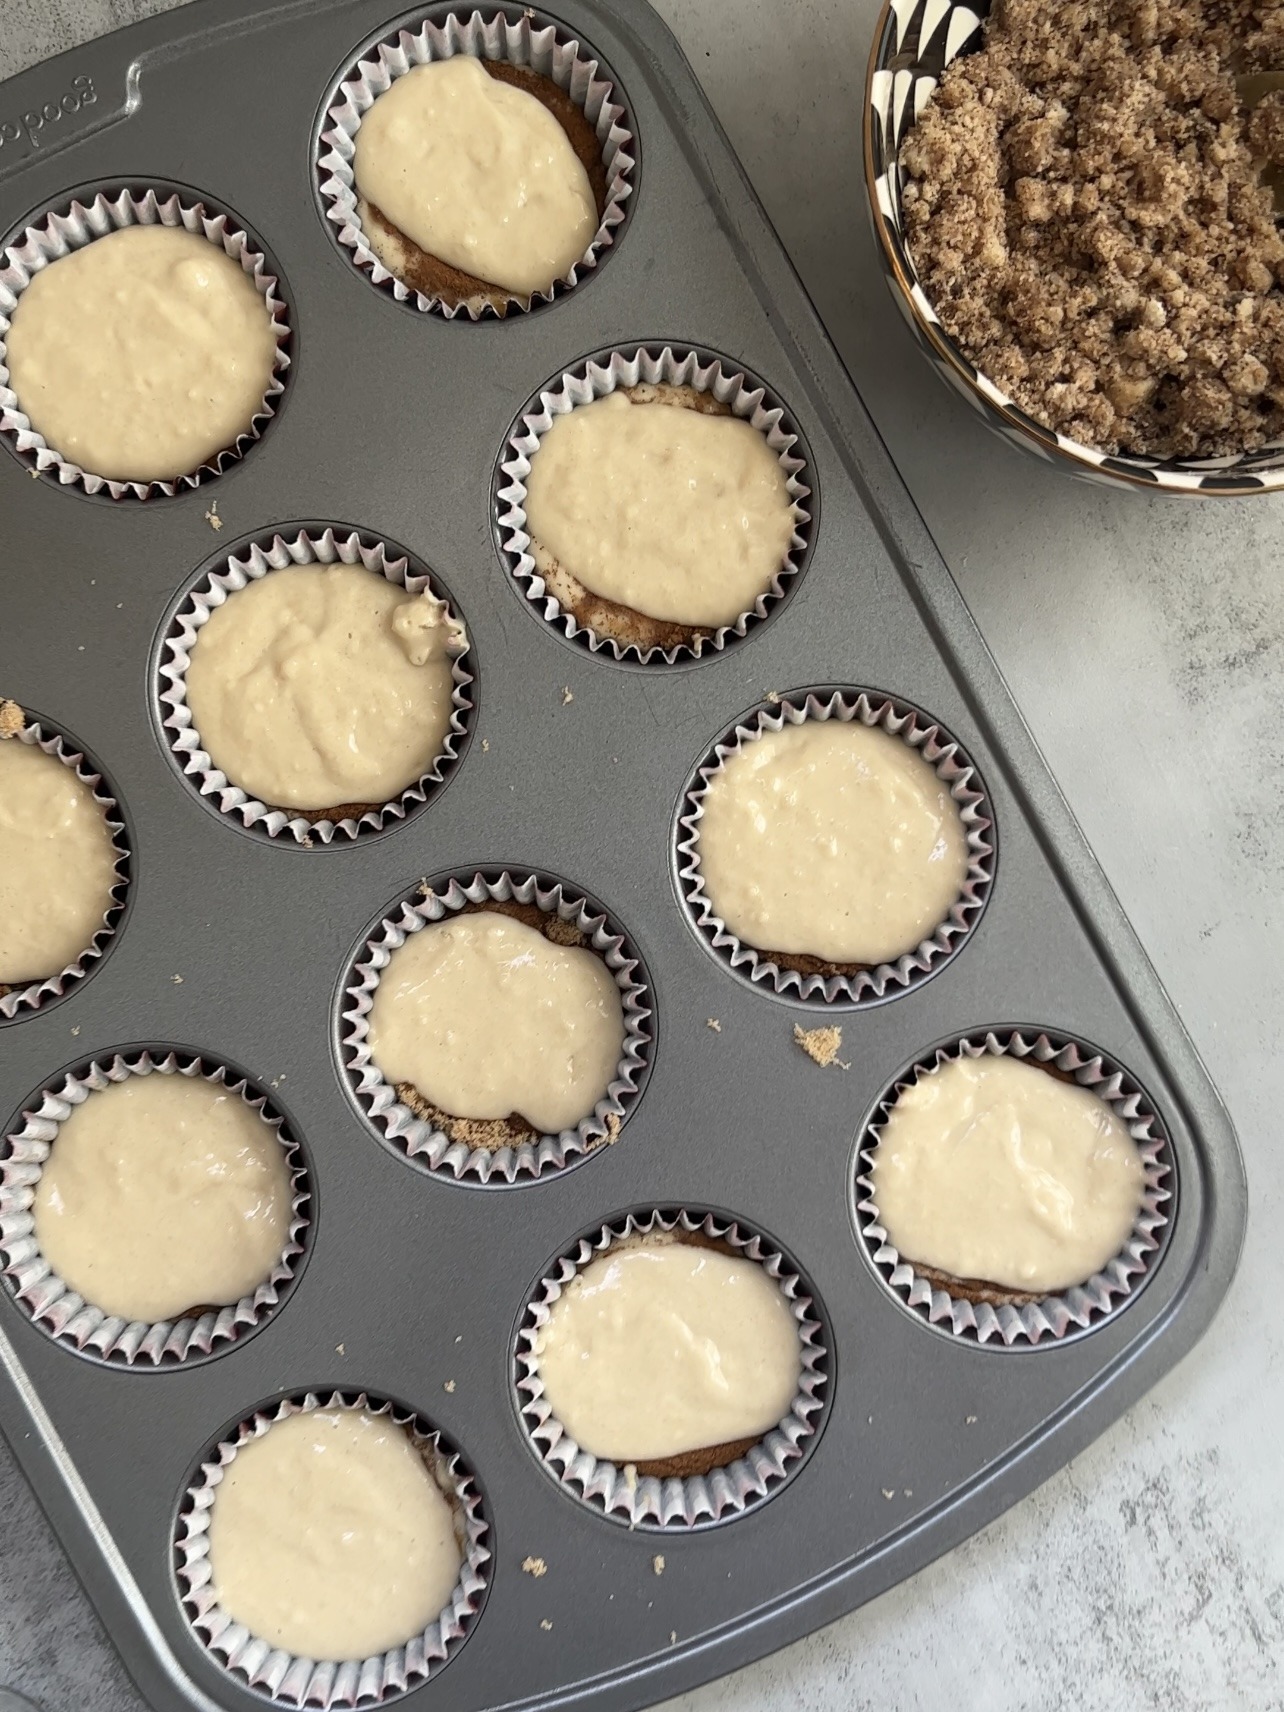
left=1, top=3, right=1282, bottom=1710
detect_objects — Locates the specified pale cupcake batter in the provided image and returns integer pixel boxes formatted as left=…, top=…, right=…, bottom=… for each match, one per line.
left=184, top=565, right=463, bottom=811
left=0, top=734, right=117, bottom=987
left=5, top=224, right=277, bottom=483
left=535, top=1235, right=802, bottom=1463
left=367, top=912, right=624, bottom=1135
left=32, top=1074, right=292, bottom=1324
left=354, top=55, right=597, bottom=296
left=523, top=391, right=796, bottom=627
left=208, top=1408, right=462, bottom=1661
left=696, top=720, right=969, bottom=965
left=870, top=1054, right=1147, bottom=1294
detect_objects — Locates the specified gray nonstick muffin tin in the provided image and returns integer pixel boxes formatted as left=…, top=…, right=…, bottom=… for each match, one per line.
left=0, top=1, right=1247, bottom=1710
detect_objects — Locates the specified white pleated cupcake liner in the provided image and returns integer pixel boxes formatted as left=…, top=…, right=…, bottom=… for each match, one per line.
left=176, top=1390, right=490, bottom=1706
left=340, top=870, right=652, bottom=1184
left=496, top=345, right=813, bottom=664
left=317, top=8, right=635, bottom=318
left=0, top=711, right=129, bottom=1020
left=515, top=1209, right=829, bottom=1529
left=676, top=688, right=995, bottom=1003
left=0, top=1051, right=309, bottom=1366
left=0, top=188, right=290, bottom=498
left=856, top=1028, right=1174, bottom=1346
left=156, top=528, right=474, bottom=845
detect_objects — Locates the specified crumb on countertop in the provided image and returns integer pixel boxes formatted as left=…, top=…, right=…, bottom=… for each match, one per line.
left=522, top=1556, right=548, bottom=1578
left=540, top=1619, right=553, bottom=1631
left=653, top=1554, right=665, bottom=1576
left=204, top=503, right=223, bottom=531
left=706, top=1017, right=722, bottom=1032
left=443, top=1379, right=456, bottom=1393
left=562, top=686, right=574, bottom=705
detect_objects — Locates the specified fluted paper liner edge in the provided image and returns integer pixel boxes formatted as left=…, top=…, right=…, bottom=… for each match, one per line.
left=0, top=1052, right=309, bottom=1364
left=0, top=187, right=290, bottom=498
left=497, top=345, right=813, bottom=664
left=855, top=1028, right=1174, bottom=1345
left=341, top=871, right=651, bottom=1183
left=176, top=1390, right=489, bottom=1705
left=515, top=1209, right=828, bottom=1528
left=157, top=528, right=474, bottom=845
left=0, top=713, right=129, bottom=1019
left=677, top=689, right=994, bottom=1002
left=317, top=8, right=635, bottom=318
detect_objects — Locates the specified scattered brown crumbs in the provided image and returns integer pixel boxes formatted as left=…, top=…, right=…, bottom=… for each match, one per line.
left=397, top=1081, right=538, bottom=1150
left=0, top=699, right=24, bottom=738
left=793, top=1023, right=845, bottom=1067
left=764, top=690, right=782, bottom=704
left=522, top=1556, right=548, bottom=1578
left=653, top=1554, right=665, bottom=1576
left=604, top=1111, right=621, bottom=1143
left=204, top=503, right=223, bottom=531
left=901, top=0, right=1284, bottom=457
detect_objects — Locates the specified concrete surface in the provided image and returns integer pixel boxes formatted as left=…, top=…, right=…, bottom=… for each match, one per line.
left=1, top=2, right=1282, bottom=1710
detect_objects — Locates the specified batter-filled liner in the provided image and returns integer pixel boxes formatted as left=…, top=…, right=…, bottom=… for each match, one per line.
left=855, top=1029, right=1174, bottom=1345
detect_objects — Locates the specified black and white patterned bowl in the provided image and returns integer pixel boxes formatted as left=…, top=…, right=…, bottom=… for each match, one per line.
left=864, top=0, right=1284, bottom=495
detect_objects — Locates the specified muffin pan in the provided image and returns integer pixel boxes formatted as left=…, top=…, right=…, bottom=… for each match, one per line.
left=0, top=3, right=1246, bottom=1711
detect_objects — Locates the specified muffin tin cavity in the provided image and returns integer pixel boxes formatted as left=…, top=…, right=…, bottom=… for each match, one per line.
left=514, top=1209, right=830, bottom=1530
left=676, top=688, right=995, bottom=1005
left=175, top=1389, right=490, bottom=1706
left=0, top=708, right=130, bottom=1023
left=316, top=6, right=636, bottom=318
left=854, top=1028, right=1174, bottom=1347
left=155, top=527, right=475, bottom=845
left=0, top=1051, right=310, bottom=1367
left=0, top=185, right=291, bottom=499
left=338, top=869, right=653, bottom=1185
left=496, top=343, right=814, bottom=665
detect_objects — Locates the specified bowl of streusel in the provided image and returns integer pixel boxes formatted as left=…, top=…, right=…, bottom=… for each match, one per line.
left=865, top=0, right=1284, bottom=493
